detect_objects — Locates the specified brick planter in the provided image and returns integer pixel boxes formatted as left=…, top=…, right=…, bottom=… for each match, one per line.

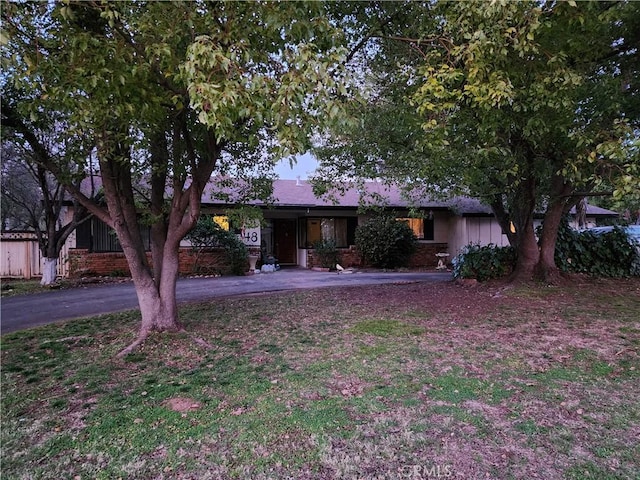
left=306, top=243, right=449, bottom=270
left=68, top=248, right=240, bottom=277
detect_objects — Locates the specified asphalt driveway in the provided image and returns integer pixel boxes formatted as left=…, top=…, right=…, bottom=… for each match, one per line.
left=1, top=269, right=451, bottom=334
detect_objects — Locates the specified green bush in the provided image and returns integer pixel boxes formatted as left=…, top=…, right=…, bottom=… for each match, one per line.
left=313, top=239, right=341, bottom=269
left=355, top=216, right=417, bottom=269
left=553, top=219, right=640, bottom=277
left=187, top=217, right=248, bottom=276
left=452, top=244, right=516, bottom=281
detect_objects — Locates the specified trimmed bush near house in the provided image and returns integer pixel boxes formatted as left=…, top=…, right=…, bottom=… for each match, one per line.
left=312, top=239, right=341, bottom=270
left=186, top=217, right=248, bottom=276
left=355, top=216, right=417, bottom=269
left=452, top=244, right=516, bottom=281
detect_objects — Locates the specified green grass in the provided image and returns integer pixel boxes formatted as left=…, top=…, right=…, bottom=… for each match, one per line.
left=349, top=318, right=425, bottom=336
left=0, top=277, right=129, bottom=298
left=1, top=279, right=45, bottom=297
left=2, top=279, right=639, bottom=479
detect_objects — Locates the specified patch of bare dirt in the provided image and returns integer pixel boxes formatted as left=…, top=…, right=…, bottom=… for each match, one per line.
left=162, top=397, right=202, bottom=413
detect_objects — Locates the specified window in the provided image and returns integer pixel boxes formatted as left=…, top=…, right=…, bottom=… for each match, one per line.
left=213, top=215, right=230, bottom=231
left=397, top=217, right=434, bottom=241
left=76, top=218, right=150, bottom=252
left=300, top=217, right=357, bottom=248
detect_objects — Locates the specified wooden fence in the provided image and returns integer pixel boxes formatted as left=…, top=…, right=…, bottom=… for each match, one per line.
left=0, top=232, right=69, bottom=279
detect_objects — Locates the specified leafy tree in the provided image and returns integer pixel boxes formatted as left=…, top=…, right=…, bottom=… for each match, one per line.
left=314, top=0, right=639, bottom=282
left=1, top=103, right=95, bottom=285
left=2, top=1, right=350, bottom=354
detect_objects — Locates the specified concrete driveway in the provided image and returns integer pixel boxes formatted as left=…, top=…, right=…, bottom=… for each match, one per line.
left=1, top=269, right=451, bottom=334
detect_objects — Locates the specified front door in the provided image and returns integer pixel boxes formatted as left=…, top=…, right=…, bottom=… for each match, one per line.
left=274, top=219, right=297, bottom=265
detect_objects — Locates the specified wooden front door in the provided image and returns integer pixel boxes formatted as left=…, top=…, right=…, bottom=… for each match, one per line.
left=274, top=219, right=297, bottom=265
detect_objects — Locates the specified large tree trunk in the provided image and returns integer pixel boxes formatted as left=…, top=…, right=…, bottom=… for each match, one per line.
left=534, top=175, right=578, bottom=283
left=40, top=258, right=58, bottom=286
left=535, top=207, right=563, bottom=283
left=511, top=221, right=539, bottom=282
left=134, top=271, right=181, bottom=336
left=126, top=245, right=182, bottom=335
left=95, top=125, right=222, bottom=356
left=116, top=246, right=182, bottom=357
left=492, top=172, right=540, bottom=282
left=96, top=135, right=184, bottom=349
left=491, top=194, right=539, bottom=281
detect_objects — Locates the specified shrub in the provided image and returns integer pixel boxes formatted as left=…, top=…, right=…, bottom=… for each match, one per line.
left=355, top=215, right=417, bottom=269
left=313, top=239, right=341, bottom=270
left=452, top=244, right=516, bottom=281
left=553, top=219, right=640, bottom=277
left=187, top=217, right=248, bottom=276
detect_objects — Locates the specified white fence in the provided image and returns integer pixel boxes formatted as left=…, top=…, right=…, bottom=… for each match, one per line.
left=0, top=232, right=69, bottom=279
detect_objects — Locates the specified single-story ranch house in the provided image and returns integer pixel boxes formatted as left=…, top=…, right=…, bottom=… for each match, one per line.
left=59, top=178, right=617, bottom=277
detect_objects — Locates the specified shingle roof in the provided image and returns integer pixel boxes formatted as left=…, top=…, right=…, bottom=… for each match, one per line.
left=203, top=178, right=453, bottom=209
left=568, top=204, right=619, bottom=216
left=80, top=176, right=619, bottom=217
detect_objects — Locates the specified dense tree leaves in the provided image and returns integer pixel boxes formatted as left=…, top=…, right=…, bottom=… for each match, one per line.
left=313, top=0, right=639, bottom=282
left=2, top=1, right=351, bottom=350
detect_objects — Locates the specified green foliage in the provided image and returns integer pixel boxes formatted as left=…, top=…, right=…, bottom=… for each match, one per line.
left=186, top=216, right=248, bottom=276
left=314, top=1, right=640, bottom=280
left=452, top=244, right=516, bottom=281
left=312, top=239, right=340, bottom=270
left=355, top=216, right=417, bottom=269
left=2, top=2, right=354, bottom=327
left=108, top=269, right=128, bottom=278
left=552, top=219, right=640, bottom=277
left=225, top=205, right=264, bottom=230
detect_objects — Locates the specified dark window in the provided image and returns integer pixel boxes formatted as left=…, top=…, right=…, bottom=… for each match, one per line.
left=347, top=217, right=358, bottom=246
left=423, top=218, right=434, bottom=241
left=75, top=221, right=91, bottom=249
left=75, top=218, right=150, bottom=252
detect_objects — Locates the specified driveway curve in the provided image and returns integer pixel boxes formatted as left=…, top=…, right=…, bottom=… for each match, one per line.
left=1, top=269, right=451, bottom=334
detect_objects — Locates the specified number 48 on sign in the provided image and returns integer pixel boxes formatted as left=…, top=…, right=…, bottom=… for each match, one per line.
left=239, top=227, right=260, bottom=247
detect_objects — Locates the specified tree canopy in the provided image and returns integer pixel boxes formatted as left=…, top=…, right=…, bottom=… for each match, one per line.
left=2, top=1, right=352, bottom=353
left=313, top=0, right=640, bottom=281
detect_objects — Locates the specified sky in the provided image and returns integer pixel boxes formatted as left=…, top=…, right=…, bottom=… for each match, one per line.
left=273, top=152, right=318, bottom=179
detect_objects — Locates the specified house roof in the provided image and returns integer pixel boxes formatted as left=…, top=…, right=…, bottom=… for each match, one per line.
left=203, top=178, right=453, bottom=209
left=78, top=175, right=619, bottom=217
left=567, top=204, right=619, bottom=217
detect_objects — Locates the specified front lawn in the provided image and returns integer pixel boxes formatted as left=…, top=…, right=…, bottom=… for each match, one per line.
left=1, top=278, right=639, bottom=479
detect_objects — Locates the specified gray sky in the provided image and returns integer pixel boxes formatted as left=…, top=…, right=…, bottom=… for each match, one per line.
left=273, top=152, right=318, bottom=179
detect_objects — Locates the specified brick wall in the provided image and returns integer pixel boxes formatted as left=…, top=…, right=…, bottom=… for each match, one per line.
left=69, top=242, right=451, bottom=277
left=68, top=248, right=240, bottom=277
left=409, top=243, right=450, bottom=268
left=306, top=243, right=449, bottom=269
